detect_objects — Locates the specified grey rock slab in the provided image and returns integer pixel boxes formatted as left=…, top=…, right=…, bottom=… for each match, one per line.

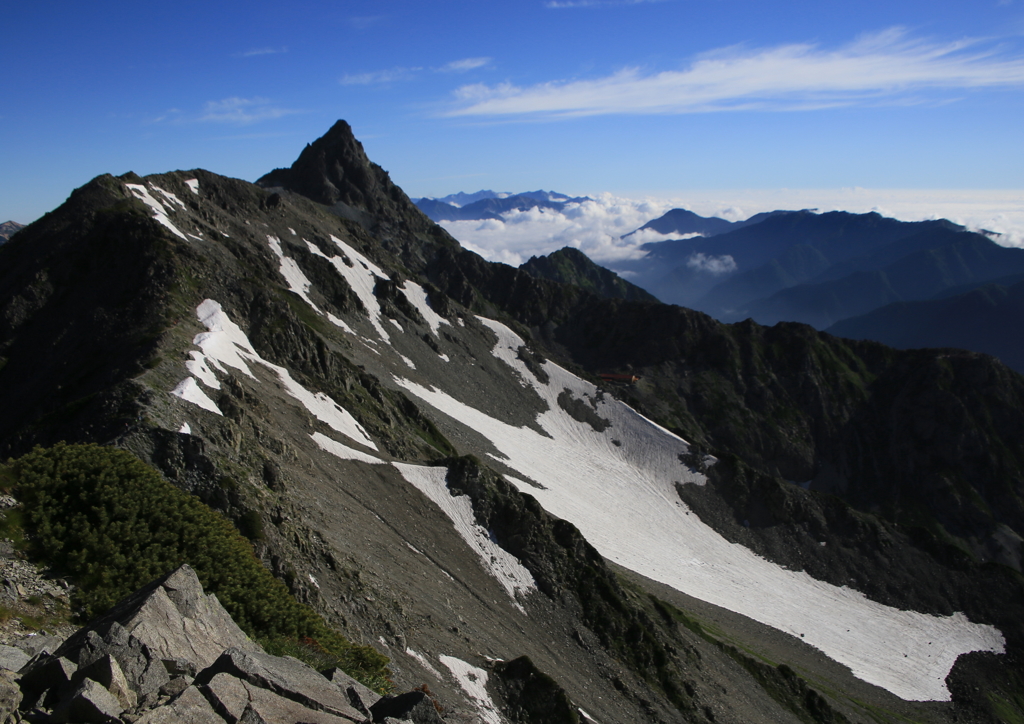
left=134, top=685, right=226, bottom=724
left=0, top=644, right=30, bottom=672
left=196, top=649, right=366, bottom=721
left=120, top=569, right=258, bottom=671
left=0, top=669, right=22, bottom=722
left=50, top=677, right=123, bottom=723
left=201, top=673, right=249, bottom=722
left=203, top=672, right=366, bottom=724
left=79, top=652, right=138, bottom=711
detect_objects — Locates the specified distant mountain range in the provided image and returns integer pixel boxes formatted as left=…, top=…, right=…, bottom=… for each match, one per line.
left=597, top=207, right=1024, bottom=369
left=0, top=221, right=24, bottom=245
left=414, top=190, right=590, bottom=222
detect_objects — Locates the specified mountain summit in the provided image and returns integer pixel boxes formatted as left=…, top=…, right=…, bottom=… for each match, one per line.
left=1, top=120, right=1023, bottom=722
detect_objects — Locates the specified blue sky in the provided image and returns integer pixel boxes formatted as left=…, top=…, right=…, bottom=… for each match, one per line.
left=4, top=0, right=1024, bottom=226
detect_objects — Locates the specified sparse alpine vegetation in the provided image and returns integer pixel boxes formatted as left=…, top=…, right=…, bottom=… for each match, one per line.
left=1, top=442, right=391, bottom=692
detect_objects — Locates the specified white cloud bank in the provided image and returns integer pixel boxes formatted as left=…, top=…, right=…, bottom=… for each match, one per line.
left=437, top=189, right=1024, bottom=268
left=446, top=28, right=1024, bottom=117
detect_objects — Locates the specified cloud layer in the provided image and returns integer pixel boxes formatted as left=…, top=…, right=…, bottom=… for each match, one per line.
left=447, top=28, right=1024, bottom=117
left=437, top=189, right=1024, bottom=270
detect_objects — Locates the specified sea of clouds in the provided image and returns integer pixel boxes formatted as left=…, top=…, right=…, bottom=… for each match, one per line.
left=437, top=189, right=1024, bottom=268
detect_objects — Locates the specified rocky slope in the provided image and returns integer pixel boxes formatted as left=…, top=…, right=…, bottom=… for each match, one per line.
left=0, top=120, right=1023, bottom=722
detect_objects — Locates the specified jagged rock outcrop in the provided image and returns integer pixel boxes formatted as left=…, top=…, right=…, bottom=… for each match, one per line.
left=8, top=565, right=430, bottom=723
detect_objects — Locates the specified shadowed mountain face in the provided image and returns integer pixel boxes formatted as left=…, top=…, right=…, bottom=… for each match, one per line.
left=2, top=120, right=1024, bottom=722
left=519, top=246, right=660, bottom=303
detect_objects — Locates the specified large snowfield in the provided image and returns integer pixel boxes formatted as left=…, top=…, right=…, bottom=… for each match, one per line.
left=394, top=317, right=1006, bottom=702
left=169, top=234, right=1007, bottom=703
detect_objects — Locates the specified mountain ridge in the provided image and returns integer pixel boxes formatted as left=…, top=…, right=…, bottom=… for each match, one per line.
left=2, top=120, right=1023, bottom=722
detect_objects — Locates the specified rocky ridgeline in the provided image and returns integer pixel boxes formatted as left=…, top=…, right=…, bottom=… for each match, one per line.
left=0, top=566, right=448, bottom=724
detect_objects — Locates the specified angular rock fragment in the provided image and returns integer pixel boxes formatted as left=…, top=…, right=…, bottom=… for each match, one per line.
left=370, top=691, right=445, bottom=724
left=134, top=685, right=225, bottom=724
left=49, top=677, right=123, bottom=723
left=196, top=648, right=366, bottom=721
left=323, top=666, right=381, bottom=717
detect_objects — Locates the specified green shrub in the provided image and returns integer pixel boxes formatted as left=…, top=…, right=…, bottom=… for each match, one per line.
left=5, top=443, right=390, bottom=691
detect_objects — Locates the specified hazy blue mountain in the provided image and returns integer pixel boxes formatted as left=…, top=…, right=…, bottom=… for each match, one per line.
left=737, top=231, right=1024, bottom=328
left=826, top=279, right=1024, bottom=374
left=414, top=190, right=590, bottom=222
left=427, top=189, right=510, bottom=206
left=611, top=210, right=962, bottom=309
left=0, top=221, right=24, bottom=245
left=622, top=207, right=787, bottom=239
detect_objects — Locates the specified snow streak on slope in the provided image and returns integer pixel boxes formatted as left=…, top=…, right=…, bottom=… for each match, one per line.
left=395, top=317, right=1005, bottom=702
left=439, top=656, right=503, bottom=724
left=173, top=300, right=377, bottom=450
left=310, top=434, right=537, bottom=608
left=125, top=183, right=188, bottom=241
left=400, top=282, right=449, bottom=336
left=170, top=377, right=222, bottom=415
left=304, top=236, right=392, bottom=342
left=267, top=236, right=320, bottom=312
left=393, top=463, right=536, bottom=610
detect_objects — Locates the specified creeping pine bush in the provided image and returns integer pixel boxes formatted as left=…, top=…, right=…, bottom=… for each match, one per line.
left=5, top=443, right=390, bottom=692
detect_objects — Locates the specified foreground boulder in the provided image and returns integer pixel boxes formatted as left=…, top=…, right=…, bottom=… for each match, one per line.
left=11, top=565, right=441, bottom=723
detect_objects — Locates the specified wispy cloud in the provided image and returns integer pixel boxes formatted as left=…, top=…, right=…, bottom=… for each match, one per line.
left=199, top=97, right=297, bottom=124
left=237, top=46, right=288, bottom=57
left=342, top=58, right=490, bottom=85
left=340, top=67, right=421, bottom=85
left=447, top=28, right=1024, bottom=118
left=349, top=15, right=385, bottom=30
left=546, top=0, right=668, bottom=7
left=438, top=57, right=492, bottom=73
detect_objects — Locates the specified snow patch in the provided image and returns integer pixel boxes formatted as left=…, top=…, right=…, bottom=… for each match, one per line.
left=186, top=300, right=377, bottom=450
left=396, top=316, right=1005, bottom=702
left=439, top=656, right=502, bottom=724
left=152, top=185, right=186, bottom=209
left=400, top=281, right=450, bottom=335
left=268, top=236, right=321, bottom=313
left=186, top=350, right=221, bottom=389
left=312, top=432, right=384, bottom=464
left=400, top=355, right=416, bottom=370
left=406, top=649, right=443, bottom=680
left=125, top=183, right=188, bottom=240
left=178, top=423, right=191, bottom=434
left=439, top=354, right=450, bottom=362
left=393, top=463, right=536, bottom=610
left=184, top=179, right=199, bottom=194
left=171, top=378, right=222, bottom=415
left=307, top=237, right=392, bottom=342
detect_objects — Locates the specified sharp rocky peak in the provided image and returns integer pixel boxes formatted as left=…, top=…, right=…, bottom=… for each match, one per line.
left=258, top=119, right=401, bottom=217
